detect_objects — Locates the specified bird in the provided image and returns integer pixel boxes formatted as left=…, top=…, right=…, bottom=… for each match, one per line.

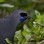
left=0, top=10, right=27, bottom=44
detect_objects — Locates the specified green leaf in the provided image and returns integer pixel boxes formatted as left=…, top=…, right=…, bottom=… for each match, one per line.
left=14, top=30, right=23, bottom=41
left=22, top=24, right=32, bottom=41
left=21, top=39, right=26, bottom=44
left=5, top=38, right=12, bottom=44
left=23, top=24, right=30, bottom=32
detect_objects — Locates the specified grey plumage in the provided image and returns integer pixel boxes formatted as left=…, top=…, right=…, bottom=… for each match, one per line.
left=0, top=10, right=26, bottom=44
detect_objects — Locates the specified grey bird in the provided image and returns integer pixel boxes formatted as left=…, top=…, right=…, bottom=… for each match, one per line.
left=0, top=10, right=27, bottom=44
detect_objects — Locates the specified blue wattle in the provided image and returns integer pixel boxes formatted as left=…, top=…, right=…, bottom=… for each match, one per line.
left=20, top=16, right=25, bottom=22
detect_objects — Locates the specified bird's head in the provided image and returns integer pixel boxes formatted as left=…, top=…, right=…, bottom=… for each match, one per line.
left=20, top=12, right=30, bottom=22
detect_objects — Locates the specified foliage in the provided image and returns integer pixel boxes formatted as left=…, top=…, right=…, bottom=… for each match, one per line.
left=5, top=10, right=44, bottom=44
left=0, top=0, right=44, bottom=18
left=0, top=0, right=5, bottom=2
left=5, top=38, right=12, bottom=44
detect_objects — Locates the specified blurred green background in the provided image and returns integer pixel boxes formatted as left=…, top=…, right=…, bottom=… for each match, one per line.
left=0, top=0, right=44, bottom=18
